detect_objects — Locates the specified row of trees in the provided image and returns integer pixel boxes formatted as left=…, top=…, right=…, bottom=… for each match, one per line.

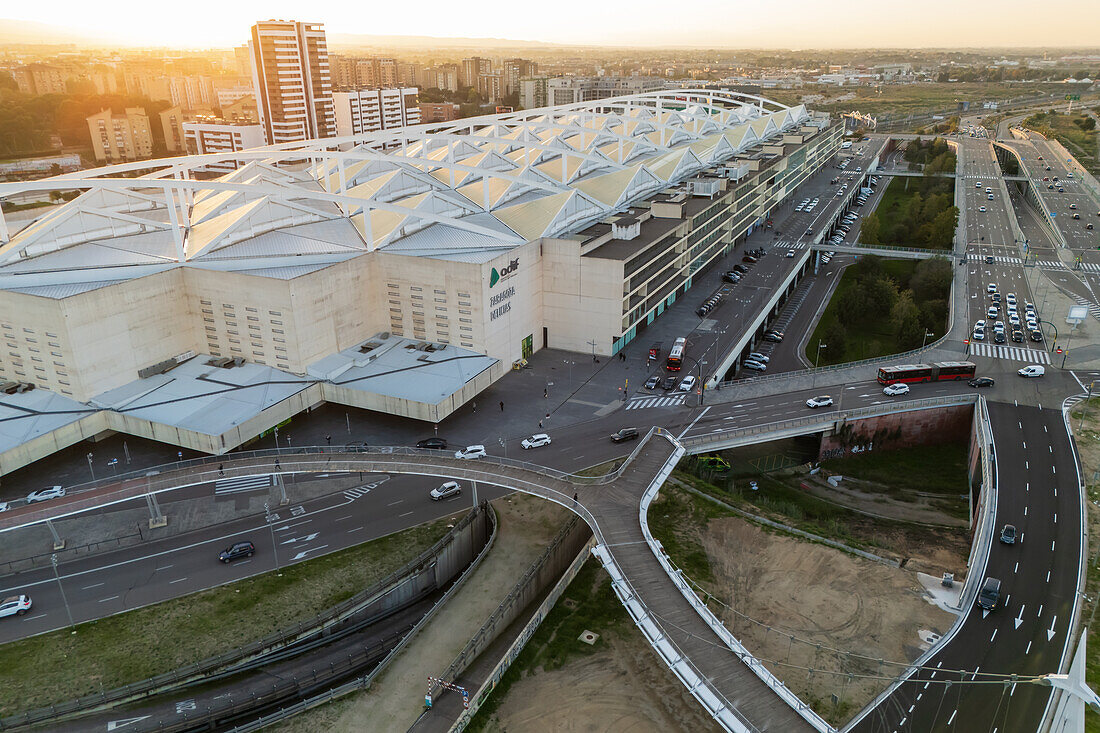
left=860, top=186, right=958, bottom=249
left=819, top=256, right=952, bottom=358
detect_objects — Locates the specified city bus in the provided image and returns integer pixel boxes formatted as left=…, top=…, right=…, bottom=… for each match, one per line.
left=666, top=337, right=686, bottom=371
left=877, top=361, right=976, bottom=385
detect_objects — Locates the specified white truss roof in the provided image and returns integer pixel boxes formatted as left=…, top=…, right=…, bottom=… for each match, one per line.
left=0, top=90, right=808, bottom=293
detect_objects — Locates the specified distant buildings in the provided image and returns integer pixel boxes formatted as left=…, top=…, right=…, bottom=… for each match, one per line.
left=12, top=63, right=67, bottom=95
left=520, top=76, right=665, bottom=108
left=86, top=107, right=153, bottom=163
left=332, top=88, right=421, bottom=136
left=182, top=118, right=266, bottom=172
left=419, top=102, right=460, bottom=122
left=159, top=106, right=188, bottom=153
left=248, top=19, right=335, bottom=144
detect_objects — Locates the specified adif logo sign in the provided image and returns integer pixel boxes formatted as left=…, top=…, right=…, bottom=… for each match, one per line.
left=490, top=258, right=520, bottom=288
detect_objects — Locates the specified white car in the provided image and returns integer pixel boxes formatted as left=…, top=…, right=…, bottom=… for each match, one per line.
left=0, top=595, right=31, bottom=618
left=742, top=360, right=767, bottom=371
left=1018, top=365, right=1046, bottom=378
left=806, top=395, right=834, bottom=409
left=0, top=502, right=8, bottom=513
left=26, top=485, right=65, bottom=503
left=972, top=329, right=985, bottom=341
left=1006, top=293, right=1017, bottom=305
left=1009, top=314, right=1021, bottom=326
left=786, top=249, right=796, bottom=258
left=454, top=445, right=486, bottom=460
left=987, top=283, right=998, bottom=294
left=430, top=481, right=462, bottom=500
left=747, top=352, right=770, bottom=363
left=520, top=433, right=552, bottom=450
left=677, top=375, right=697, bottom=392
left=883, top=383, right=910, bottom=396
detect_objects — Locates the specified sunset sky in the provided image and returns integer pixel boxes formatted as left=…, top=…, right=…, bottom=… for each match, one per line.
left=3, top=0, right=1099, bottom=48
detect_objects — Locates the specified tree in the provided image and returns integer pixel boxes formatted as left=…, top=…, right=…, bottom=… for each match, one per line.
left=891, top=291, right=925, bottom=349
left=910, top=257, right=953, bottom=302
left=859, top=212, right=881, bottom=244
left=927, top=207, right=959, bottom=249
left=837, top=286, right=871, bottom=327
left=866, top=275, right=899, bottom=315
left=820, top=319, right=848, bottom=363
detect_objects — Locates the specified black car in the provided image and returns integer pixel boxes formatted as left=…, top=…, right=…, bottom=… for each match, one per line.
left=1011, top=330, right=1024, bottom=343
left=968, top=377, right=995, bottom=388
left=696, top=306, right=711, bottom=316
left=732, top=264, right=750, bottom=274
left=644, top=375, right=660, bottom=390
left=999, top=524, right=1017, bottom=545
left=219, top=541, right=255, bottom=563
left=416, top=437, right=447, bottom=450
left=985, top=255, right=995, bottom=264
left=660, top=376, right=677, bottom=390
left=610, top=427, right=639, bottom=443
left=1030, top=330, right=1043, bottom=342
left=742, top=255, right=758, bottom=264
left=994, top=331, right=1006, bottom=344
left=722, top=271, right=741, bottom=283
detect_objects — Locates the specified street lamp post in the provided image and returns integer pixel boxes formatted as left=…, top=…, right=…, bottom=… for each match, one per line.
left=51, top=554, right=76, bottom=633
left=815, top=341, right=828, bottom=369
left=86, top=452, right=95, bottom=481
left=264, top=502, right=281, bottom=576
left=922, top=331, right=935, bottom=352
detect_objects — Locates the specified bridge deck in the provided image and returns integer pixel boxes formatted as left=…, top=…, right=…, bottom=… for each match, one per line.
left=589, top=440, right=816, bottom=733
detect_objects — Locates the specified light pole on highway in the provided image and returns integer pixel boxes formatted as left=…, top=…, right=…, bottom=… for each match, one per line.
left=815, top=341, right=828, bottom=369
left=51, top=553, right=76, bottom=633
left=86, top=452, right=95, bottom=481
left=264, top=502, right=282, bottom=576
left=921, top=331, right=935, bottom=352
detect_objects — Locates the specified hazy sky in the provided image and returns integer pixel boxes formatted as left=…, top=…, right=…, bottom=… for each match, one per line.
left=4, top=0, right=1099, bottom=48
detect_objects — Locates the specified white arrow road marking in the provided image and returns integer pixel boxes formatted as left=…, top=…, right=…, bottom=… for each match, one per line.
left=107, top=717, right=151, bottom=731
left=1048, top=616, right=1057, bottom=641
left=291, top=545, right=329, bottom=561
left=1014, top=605, right=1025, bottom=629
left=281, top=532, right=319, bottom=545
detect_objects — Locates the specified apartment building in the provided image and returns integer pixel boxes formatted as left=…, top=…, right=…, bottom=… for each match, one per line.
left=159, top=106, right=188, bottom=153
left=461, top=57, right=491, bottom=88
left=501, top=58, right=537, bottom=95
left=182, top=118, right=266, bottom=172
left=419, top=102, right=459, bottom=122
left=248, top=19, right=335, bottom=144
left=332, top=88, right=420, bottom=136
left=12, top=64, right=67, bottom=95
left=86, top=107, right=153, bottom=163
left=477, top=72, right=504, bottom=103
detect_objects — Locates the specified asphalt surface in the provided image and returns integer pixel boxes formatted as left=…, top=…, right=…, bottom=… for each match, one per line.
left=0, top=472, right=506, bottom=642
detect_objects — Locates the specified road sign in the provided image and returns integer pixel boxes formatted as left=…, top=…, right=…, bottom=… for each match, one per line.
left=1065, top=95, right=1081, bottom=101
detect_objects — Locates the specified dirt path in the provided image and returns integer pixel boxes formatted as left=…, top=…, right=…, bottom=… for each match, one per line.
left=699, top=517, right=956, bottom=726
left=793, top=475, right=968, bottom=527
left=268, top=493, right=571, bottom=733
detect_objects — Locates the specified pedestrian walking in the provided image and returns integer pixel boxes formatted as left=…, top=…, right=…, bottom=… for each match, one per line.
left=539, top=419, right=543, bottom=429
left=274, top=457, right=280, bottom=469
left=473, top=401, right=477, bottom=413
left=573, top=492, right=579, bottom=504
left=499, top=400, right=504, bottom=412
left=544, top=387, right=548, bottom=398
left=325, top=434, right=331, bottom=445
left=218, top=464, right=225, bottom=477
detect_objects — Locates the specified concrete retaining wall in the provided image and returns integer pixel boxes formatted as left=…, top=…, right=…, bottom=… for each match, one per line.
left=819, top=403, right=973, bottom=460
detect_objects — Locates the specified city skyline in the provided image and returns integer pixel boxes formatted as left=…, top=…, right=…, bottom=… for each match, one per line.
left=2, top=0, right=1100, bottom=49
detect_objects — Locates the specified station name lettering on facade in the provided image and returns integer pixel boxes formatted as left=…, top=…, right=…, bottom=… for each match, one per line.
left=490, top=285, right=515, bottom=321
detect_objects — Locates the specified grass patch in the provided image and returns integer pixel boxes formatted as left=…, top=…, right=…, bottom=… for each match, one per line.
left=464, top=558, right=633, bottom=731
left=808, top=83, right=1065, bottom=119
left=1025, top=111, right=1099, bottom=174
left=0, top=513, right=461, bottom=715
left=820, top=443, right=968, bottom=496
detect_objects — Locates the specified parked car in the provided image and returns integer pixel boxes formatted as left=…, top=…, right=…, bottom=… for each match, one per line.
left=610, top=427, right=640, bottom=443
left=219, top=541, right=255, bottom=563
left=969, top=377, right=995, bottom=388
left=0, top=595, right=32, bottom=619
left=883, top=383, right=910, bottom=396
left=1018, top=365, right=1045, bottom=378
left=520, top=433, right=552, bottom=450
left=26, top=486, right=65, bottom=504
left=747, top=352, right=770, bottom=363
left=644, top=375, right=661, bottom=390
left=763, top=330, right=784, bottom=342
left=430, top=481, right=462, bottom=500
left=999, top=524, right=1017, bottom=545
left=415, top=438, right=447, bottom=450
left=806, top=395, right=834, bottom=409
left=742, top=360, right=767, bottom=371
left=454, top=445, right=487, bottom=459
left=722, top=271, right=741, bottom=283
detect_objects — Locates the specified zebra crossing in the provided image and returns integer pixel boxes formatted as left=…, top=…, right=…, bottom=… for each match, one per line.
left=968, top=343, right=1051, bottom=364
left=1072, top=296, right=1100, bottom=320
left=214, top=474, right=275, bottom=495
left=983, top=256, right=1022, bottom=265
left=625, top=394, right=687, bottom=410
left=1032, top=259, right=1063, bottom=269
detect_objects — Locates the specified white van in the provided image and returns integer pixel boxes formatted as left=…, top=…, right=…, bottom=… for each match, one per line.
left=1017, top=365, right=1045, bottom=378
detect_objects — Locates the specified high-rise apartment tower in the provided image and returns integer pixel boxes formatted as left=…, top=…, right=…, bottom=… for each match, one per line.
left=248, top=20, right=335, bottom=144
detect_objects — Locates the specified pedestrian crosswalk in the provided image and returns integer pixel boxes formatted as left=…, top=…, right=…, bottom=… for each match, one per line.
left=1032, top=259, right=1063, bottom=269
left=968, top=343, right=1051, bottom=364
left=982, top=256, right=1022, bottom=265
left=625, top=394, right=687, bottom=410
left=1076, top=263, right=1100, bottom=274
left=1073, top=296, right=1100, bottom=320
left=215, top=474, right=275, bottom=495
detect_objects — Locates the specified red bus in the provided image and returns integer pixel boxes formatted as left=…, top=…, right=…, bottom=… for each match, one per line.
left=877, top=361, right=976, bottom=385
left=666, top=337, right=686, bottom=371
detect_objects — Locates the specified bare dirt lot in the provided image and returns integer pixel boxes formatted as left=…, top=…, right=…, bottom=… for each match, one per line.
left=699, top=516, right=956, bottom=724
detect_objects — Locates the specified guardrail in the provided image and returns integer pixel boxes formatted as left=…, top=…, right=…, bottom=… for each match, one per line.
left=0, top=439, right=650, bottom=534
left=0, top=504, right=490, bottom=730
left=220, top=501, right=500, bottom=733
left=811, top=243, right=959, bottom=258
left=681, top=394, right=977, bottom=451
left=636, top=434, right=831, bottom=732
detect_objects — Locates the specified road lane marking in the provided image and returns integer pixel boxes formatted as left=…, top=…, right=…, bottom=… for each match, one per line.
left=81, top=582, right=105, bottom=590
left=98, top=595, right=119, bottom=603
left=169, top=577, right=188, bottom=584
left=387, top=500, right=403, bottom=506
left=990, top=629, right=997, bottom=642
left=947, top=710, right=957, bottom=725
left=26, top=613, right=46, bottom=620
left=399, top=511, right=414, bottom=518
left=155, top=565, right=174, bottom=572
left=678, top=406, right=711, bottom=439
left=1047, top=570, right=1051, bottom=582
left=335, top=515, right=353, bottom=522
left=1014, top=562, right=1019, bottom=574
left=347, top=526, right=365, bottom=533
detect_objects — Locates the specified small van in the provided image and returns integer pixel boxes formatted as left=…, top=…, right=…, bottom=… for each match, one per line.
left=1018, top=365, right=1045, bottom=378
left=977, top=577, right=1001, bottom=611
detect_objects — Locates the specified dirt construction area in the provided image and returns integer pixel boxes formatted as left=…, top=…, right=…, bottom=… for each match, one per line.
left=699, top=515, right=957, bottom=725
